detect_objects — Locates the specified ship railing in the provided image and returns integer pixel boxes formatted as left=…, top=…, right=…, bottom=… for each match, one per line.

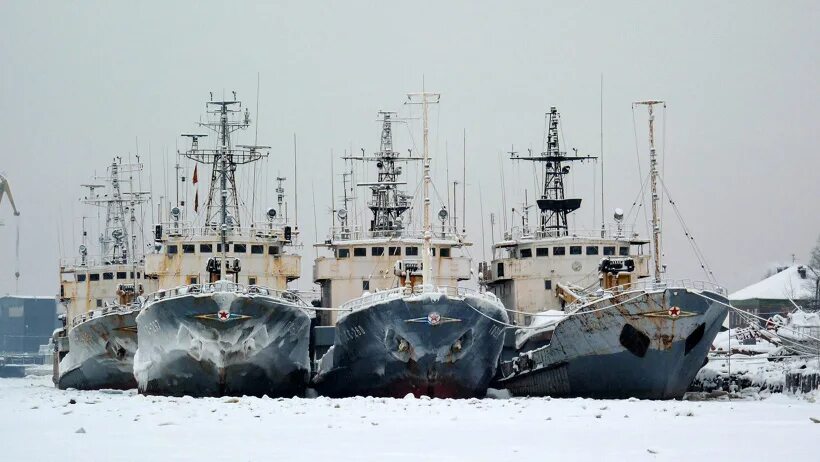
left=502, top=223, right=640, bottom=242
left=59, top=255, right=145, bottom=268
left=326, top=225, right=463, bottom=242
left=70, top=303, right=141, bottom=328
left=339, top=284, right=499, bottom=312
left=158, top=222, right=292, bottom=242
left=600, top=279, right=727, bottom=297
left=143, top=282, right=310, bottom=307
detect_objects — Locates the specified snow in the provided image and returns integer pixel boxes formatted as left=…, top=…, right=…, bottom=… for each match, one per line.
left=730, top=265, right=816, bottom=301
left=3, top=375, right=819, bottom=461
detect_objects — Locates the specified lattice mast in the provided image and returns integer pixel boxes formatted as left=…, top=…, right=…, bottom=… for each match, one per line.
left=511, top=107, right=595, bottom=238
left=180, top=94, right=269, bottom=261
left=343, top=111, right=417, bottom=233
left=82, top=158, right=148, bottom=265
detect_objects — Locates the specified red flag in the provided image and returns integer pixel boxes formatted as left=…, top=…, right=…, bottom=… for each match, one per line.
left=192, top=165, right=198, bottom=184
left=194, top=190, right=199, bottom=213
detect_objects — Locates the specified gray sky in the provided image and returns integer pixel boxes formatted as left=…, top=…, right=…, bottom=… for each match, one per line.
left=1, top=0, right=818, bottom=297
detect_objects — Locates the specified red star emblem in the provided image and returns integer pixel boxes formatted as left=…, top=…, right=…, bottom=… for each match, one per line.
left=218, top=310, right=230, bottom=321
left=668, top=306, right=681, bottom=318
left=427, top=312, right=442, bottom=326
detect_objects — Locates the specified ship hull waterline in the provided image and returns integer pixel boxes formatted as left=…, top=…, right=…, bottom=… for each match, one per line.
left=134, top=291, right=311, bottom=398
left=57, top=310, right=139, bottom=390
left=314, top=292, right=509, bottom=398
left=497, top=288, right=729, bottom=400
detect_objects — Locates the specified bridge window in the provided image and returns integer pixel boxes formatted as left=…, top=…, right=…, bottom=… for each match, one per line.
left=116, top=272, right=127, bottom=279
left=337, top=248, right=349, bottom=258
left=268, top=246, right=280, bottom=256
left=371, top=247, right=384, bottom=256
left=182, top=244, right=195, bottom=254
left=353, top=248, right=367, bottom=257
left=200, top=244, right=213, bottom=253
left=603, top=246, right=616, bottom=256
left=497, top=262, right=505, bottom=278
left=362, top=280, right=370, bottom=290
left=569, top=246, right=582, bottom=255
left=89, top=273, right=100, bottom=281
left=619, top=247, right=630, bottom=256
left=406, top=246, right=419, bottom=256
left=234, top=244, right=247, bottom=253
left=77, top=274, right=87, bottom=282
left=217, top=243, right=228, bottom=252
left=103, top=272, right=114, bottom=280
left=248, top=276, right=257, bottom=286
left=520, top=248, right=532, bottom=258
left=586, top=246, right=599, bottom=255
left=440, top=247, right=451, bottom=258
left=251, top=245, right=264, bottom=254
left=167, top=245, right=178, bottom=255
left=388, top=246, right=401, bottom=256
left=544, top=279, right=552, bottom=290
left=536, top=247, right=549, bottom=257
left=553, top=246, right=566, bottom=256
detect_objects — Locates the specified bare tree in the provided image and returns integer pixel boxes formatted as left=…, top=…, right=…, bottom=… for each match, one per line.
left=808, top=234, right=820, bottom=310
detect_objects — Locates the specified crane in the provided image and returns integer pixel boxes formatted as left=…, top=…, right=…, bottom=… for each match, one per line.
left=0, top=174, right=21, bottom=220
left=0, top=174, right=21, bottom=292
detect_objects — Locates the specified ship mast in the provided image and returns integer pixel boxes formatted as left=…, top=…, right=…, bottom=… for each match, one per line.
left=511, top=107, right=595, bottom=238
left=406, top=90, right=440, bottom=286
left=634, top=100, right=665, bottom=283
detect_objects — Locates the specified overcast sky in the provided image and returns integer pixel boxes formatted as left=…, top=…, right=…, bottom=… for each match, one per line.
left=1, top=1, right=818, bottom=297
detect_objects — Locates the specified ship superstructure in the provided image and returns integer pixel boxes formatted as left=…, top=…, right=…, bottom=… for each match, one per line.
left=313, top=111, right=472, bottom=325
left=55, top=158, right=151, bottom=390
left=313, top=92, right=508, bottom=398
left=495, top=102, right=729, bottom=399
left=135, top=94, right=312, bottom=397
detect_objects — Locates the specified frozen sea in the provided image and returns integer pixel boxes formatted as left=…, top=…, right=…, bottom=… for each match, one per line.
left=2, top=374, right=817, bottom=461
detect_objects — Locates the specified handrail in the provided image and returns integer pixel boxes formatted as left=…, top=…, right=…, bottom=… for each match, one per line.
left=338, top=284, right=500, bottom=312
left=70, top=303, right=141, bottom=328
left=325, top=225, right=464, bottom=243
left=142, top=282, right=310, bottom=307
left=500, top=223, right=641, bottom=243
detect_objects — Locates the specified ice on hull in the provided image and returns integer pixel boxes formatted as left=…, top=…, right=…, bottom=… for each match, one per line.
left=498, top=288, right=729, bottom=399
left=135, top=291, right=311, bottom=398
left=314, top=293, right=508, bottom=398
left=57, top=310, right=139, bottom=390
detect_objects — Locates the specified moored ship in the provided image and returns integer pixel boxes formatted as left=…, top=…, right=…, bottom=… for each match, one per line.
left=313, top=92, right=508, bottom=398
left=55, top=158, right=151, bottom=390
left=134, top=95, right=313, bottom=397
left=489, top=103, right=728, bottom=399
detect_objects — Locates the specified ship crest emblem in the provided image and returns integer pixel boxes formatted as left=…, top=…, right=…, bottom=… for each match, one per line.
left=193, top=310, right=252, bottom=322
left=642, top=306, right=695, bottom=319
left=405, top=312, right=461, bottom=326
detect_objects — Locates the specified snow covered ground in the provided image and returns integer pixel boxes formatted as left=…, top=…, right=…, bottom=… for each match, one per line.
left=2, top=374, right=818, bottom=462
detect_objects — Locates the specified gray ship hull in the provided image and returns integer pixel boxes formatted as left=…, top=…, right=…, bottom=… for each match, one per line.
left=134, top=290, right=311, bottom=397
left=57, top=309, right=139, bottom=390
left=497, top=288, right=728, bottom=399
left=314, top=292, right=508, bottom=398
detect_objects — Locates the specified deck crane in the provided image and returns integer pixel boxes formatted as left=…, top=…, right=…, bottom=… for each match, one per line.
left=0, top=174, right=21, bottom=291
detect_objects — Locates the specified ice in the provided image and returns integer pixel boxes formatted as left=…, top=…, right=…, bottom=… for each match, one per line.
left=2, top=375, right=819, bottom=461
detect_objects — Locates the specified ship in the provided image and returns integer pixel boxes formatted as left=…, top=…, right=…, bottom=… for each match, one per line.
left=133, top=95, right=313, bottom=397
left=313, top=91, right=509, bottom=398
left=55, top=158, right=152, bottom=390
left=487, top=104, right=729, bottom=399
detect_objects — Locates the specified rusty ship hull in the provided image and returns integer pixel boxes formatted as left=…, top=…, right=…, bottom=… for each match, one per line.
left=497, top=287, right=728, bottom=399
left=134, top=288, right=311, bottom=398
left=313, top=292, right=509, bottom=398
left=57, top=309, right=140, bottom=390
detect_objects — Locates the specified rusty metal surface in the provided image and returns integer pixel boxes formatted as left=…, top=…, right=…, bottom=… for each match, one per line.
left=57, top=309, right=140, bottom=390
left=499, top=288, right=728, bottom=399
